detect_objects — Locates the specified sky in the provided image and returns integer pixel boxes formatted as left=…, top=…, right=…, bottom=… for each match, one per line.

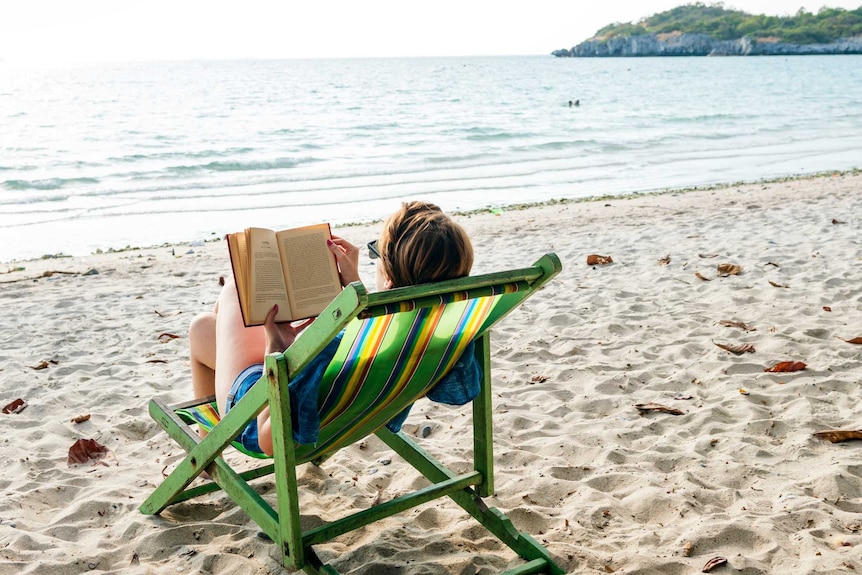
left=1, top=1, right=860, bottom=63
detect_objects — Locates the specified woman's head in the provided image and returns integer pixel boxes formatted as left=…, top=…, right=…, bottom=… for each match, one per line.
left=377, top=201, right=473, bottom=289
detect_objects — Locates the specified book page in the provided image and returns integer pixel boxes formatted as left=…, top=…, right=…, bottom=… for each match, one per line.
left=275, top=223, right=342, bottom=319
left=247, top=227, right=292, bottom=324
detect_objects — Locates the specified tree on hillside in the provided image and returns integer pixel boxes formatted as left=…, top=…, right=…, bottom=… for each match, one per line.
left=588, top=3, right=862, bottom=44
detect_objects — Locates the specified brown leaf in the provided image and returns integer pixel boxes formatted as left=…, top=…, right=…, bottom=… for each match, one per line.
left=658, top=255, right=671, bottom=266
left=634, top=402, right=685, bottom=416
left=218, top=276, right=225, bottom=286
left=765, top=261, right=780, bottom=268
left=713, top=341, right=755, bottom=355
left=719, top=320, right=756, bottom=332
left=157, top=332, right=181, bottom=342
left=716, top=263, right=742, bottom=276
left=840, top=337, right=862, bottom=345
left=765, top=361, right=806, bottom=373
left=154, top=309, right=182, bottom=318
left=2, top=398, right=27, bottom=414
left=695, top=272, right=712, bottom=281
left=768, top=280, right=789, bottom=288
left=813, top=430, right=862, bottom=443
left=146, top=359, right=168, bottom=364
left=698, top=253, right=719, bottom=259
left=832, top=218, right=846, bottom=224
left=530, top=375, right=548, bottom=383
left=68, top=439, right=109, bottom=465
left=30, top=359, right=58, bottom=370
left=71, top=414, right=91, bottom=424
left=586, top=254, right=613, bottom=265
left=823, top=306, right=832, bottom=312
left=702, top=556, right=728, bottom=572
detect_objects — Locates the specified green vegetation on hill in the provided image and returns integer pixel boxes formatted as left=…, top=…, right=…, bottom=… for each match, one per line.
left=593, top=3, right=862, bottom=44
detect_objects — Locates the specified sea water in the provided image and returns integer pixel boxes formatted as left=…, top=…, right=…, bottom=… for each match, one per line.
left=1, top=55, right=861, bottom=262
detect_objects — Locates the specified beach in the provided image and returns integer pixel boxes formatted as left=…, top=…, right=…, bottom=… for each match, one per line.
left=1, top=172, right=861, bottom=574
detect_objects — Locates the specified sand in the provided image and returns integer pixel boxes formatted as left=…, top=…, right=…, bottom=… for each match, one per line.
left=1, top=172, right=861, bottom=574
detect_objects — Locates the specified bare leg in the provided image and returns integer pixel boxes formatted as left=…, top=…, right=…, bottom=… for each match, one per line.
left=213, top=277, right=266, bottom=417
left=189, top=311, right=217, bottom=401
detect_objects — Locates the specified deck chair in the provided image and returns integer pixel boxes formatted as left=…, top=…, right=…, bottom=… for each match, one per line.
left=140, top=253, right=563, bottom=575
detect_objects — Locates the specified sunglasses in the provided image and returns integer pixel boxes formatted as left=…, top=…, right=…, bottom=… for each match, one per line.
left=367, top=240, right=381, bottom=260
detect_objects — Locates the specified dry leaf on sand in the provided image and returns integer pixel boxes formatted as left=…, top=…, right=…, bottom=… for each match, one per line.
left=769, top=280, right=789, bottom=288
left=658, top=255, right=671, bottom=266
left=586, top=254, right=613, bottom=265
left=713, top=341, right=755, bottom=355
left=702, top=556, right=728, bottom=572
left=2, top=398, right=27, bottom=414
left=813, top=430, right=862, bottom=443
left=719, top=320, right=756, bottom=332
left=634, top=402, right=685, bottom=416
left=68, top=439, right=110, bottom=466
left=154, top=309, right=182, bottom=318
left=695, top=272, right=712, bottom=281
left=839, top=337, right=862, bottom=344
left=765, top=361, right=806, bottom=373
left=716, top=263, right=743, bottom=276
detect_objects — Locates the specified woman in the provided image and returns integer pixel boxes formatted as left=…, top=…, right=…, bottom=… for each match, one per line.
left=188, top=201, right=480, bottom=456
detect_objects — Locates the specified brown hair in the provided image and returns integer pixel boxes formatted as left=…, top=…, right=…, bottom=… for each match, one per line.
left=377, top=201, right=473, bottom=288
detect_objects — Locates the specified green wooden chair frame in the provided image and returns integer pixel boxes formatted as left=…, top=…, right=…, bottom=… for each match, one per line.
left=140, top=253, right=564, bottom=575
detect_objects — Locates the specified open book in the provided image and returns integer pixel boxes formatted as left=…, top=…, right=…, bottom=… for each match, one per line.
left=226, top=223, right=342, bottom=327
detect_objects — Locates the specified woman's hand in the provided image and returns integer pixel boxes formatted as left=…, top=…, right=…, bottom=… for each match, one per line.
left=263, top=305, right=302, bottom=355
left=327, top=235, right=361, bottom=286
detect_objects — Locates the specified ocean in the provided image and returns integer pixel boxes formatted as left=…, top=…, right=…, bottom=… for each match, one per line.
left=2, top=55, right=861, bottom=263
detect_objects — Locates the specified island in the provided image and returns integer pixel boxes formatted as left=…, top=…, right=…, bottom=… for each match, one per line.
left=553, top=3, right=862, bottom=57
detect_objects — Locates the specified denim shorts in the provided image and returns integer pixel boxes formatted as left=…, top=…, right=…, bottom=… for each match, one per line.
left=225, top=363, right=265, bottom=454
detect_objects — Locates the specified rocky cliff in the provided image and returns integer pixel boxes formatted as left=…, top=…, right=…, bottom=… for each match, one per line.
left=553, top=33, right=862, bottom=57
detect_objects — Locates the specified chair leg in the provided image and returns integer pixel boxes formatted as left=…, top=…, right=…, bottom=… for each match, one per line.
left=473, top=332, right=494, bottom=497
left=376, top=427, right=564, bottom=574
left=264, top=353, right=304, bottom=570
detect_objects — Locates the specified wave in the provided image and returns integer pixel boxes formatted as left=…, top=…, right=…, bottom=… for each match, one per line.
left=441, top=126, right=541, bottom=140
left=265, top=128, right=303, bottom=135
left=424, top=152, right=500, bottom=164
left=351, top=122, right=401, bottom=131
left=2, top=177, right=99, bottom=191
left=164, top=156, right=322, bottom=174
left=464, top=130, right=539, bottom=142
left=514, top=139, right=600, bottom=152
left=662, top=112, right=750, bottom=123
left=107, top=147, right=256, bottom=163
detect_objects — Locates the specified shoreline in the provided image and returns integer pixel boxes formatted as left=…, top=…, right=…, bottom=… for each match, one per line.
left=1, top=170, right=861, bottom=573
left=3, top=168, right=858, bottom=268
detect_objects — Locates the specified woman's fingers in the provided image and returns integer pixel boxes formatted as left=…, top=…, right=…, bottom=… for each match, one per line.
left=264, top=304, right=279, bottom=326
left=263, top=304, right=300, bottom=354
left=326, top=236, right=361, bottom=285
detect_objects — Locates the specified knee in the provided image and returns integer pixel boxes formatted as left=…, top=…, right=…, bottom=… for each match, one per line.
left=188, top=312, right=216, bottom=349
